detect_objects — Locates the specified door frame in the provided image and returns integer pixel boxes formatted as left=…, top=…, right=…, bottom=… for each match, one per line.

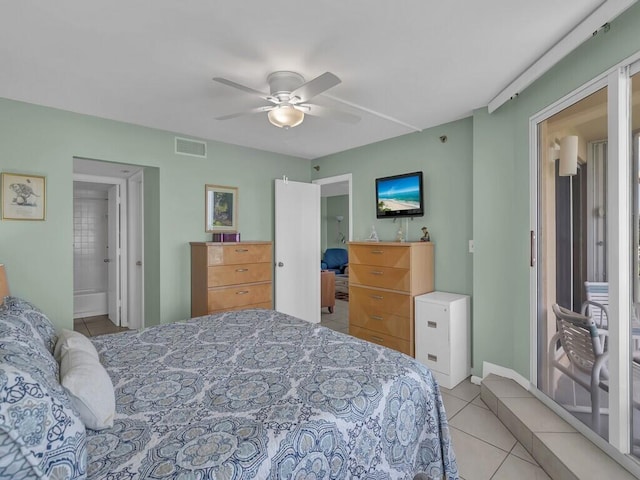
left=312, top=173, right=353, bottom=243
left=73, top=173, right=128, bottom=326
left=529, top=57, right=640, bottom=461
left=127, top=170, right=144, bottom=330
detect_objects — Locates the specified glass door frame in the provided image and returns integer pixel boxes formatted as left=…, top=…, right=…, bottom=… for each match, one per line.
left=529, top=54, right=640, bottom=464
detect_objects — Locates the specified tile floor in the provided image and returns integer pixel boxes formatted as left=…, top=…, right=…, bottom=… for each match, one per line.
left=320, top=299, right=549, bottom=480
left=442, top=380, right=550, bottom=479
left=73, top=314, right=130, bottom=337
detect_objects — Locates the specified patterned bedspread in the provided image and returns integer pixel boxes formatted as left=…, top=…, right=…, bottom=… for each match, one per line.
left=87, top=309, right=459, bottom=479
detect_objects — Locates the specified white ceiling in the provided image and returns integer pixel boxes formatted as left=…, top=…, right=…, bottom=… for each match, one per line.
left=0, top=1, right=626, bottom=160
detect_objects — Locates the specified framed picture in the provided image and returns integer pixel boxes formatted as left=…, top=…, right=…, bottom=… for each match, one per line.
left=205, top=184, right=238, bottom=232
left=1, top=172, right=46, bottom=221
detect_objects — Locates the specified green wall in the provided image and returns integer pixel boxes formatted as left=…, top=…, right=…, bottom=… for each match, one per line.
left=471, top=3, right=640, bottom=378
left=0, top=98, right=309, bottom=330
left=313, top=117, right=474, bottom=298
left=2, top=1, right=639, bottom=380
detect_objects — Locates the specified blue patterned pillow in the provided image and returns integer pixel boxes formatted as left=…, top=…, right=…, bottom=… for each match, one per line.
left=0, top=429, right=43, bottom=479
left=0, top=363, right=87, bottom=479
left=0, top=316, right=59, bottom=379
left=0, top=296, right=57, bottom=353
left=0, top=304, right=87, bottom=479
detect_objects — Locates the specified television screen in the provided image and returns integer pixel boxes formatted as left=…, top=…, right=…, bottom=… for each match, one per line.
left=376, top=171, right=424, bottom=218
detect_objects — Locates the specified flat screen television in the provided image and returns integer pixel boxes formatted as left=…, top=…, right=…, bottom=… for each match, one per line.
left=375, top=171, right=424, bottom=218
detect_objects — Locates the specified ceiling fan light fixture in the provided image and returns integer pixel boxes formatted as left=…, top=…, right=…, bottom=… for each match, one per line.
left=268, top=105, right=304, bottom=129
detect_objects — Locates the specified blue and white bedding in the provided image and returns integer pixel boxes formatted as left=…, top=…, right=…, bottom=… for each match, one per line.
left=86, top=309, right=459, bottom=479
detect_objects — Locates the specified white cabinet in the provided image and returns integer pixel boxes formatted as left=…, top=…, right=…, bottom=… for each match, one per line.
left=415, top=291, right=470, bottom=389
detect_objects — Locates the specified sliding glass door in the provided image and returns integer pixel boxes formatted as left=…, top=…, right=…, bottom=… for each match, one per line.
left=630, top=70, right=640, bottom=459
left=535, top=85, right=610, bottom=436
left=534, top=57, right=640, bottom=460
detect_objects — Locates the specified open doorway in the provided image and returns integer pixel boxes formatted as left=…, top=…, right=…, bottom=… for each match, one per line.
left=313, top=174, right=352, bottom=334
left=73, top=158, right=144, bottom=335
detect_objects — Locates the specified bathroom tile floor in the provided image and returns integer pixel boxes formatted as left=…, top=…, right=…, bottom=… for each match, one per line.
left=73, top=314, right=130, bottom=337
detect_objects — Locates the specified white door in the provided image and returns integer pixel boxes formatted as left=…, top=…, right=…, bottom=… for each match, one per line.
left=128, top=171, right=144, bottom=330
left=275, top=179, right=321, bottom=323
left=107, top=184, right=121, bottom=326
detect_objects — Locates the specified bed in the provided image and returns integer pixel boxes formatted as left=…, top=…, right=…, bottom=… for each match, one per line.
left=0, top=297, right=459, bottom=480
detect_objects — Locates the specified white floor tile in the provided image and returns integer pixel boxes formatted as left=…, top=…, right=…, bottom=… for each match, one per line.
left=442, top=378, right=481, bottom=402
left=449, top=404, right=516, bottom=451
left=491, top=454, right=550, bottom=480
left=450, top=427, right=509, bottom=480
left=471, top=395, right=489, bottom=410
left=510, top=442, right=536, bottom=465
left=441, top=391, right=469, bottom=419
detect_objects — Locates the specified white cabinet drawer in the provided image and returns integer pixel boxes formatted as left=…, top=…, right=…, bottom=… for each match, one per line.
left=415, top=306, right=450, bottom=374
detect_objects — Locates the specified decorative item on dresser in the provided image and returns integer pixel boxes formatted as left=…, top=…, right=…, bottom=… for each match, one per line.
left=190, top=241, right=273, bottom=316
left=348, top=241, right=434, bottom=357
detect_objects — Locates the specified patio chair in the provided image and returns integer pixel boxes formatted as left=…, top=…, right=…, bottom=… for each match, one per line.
left=581, top=281, right=609, bottom=329
left=549, top=304, right=609, bottom=434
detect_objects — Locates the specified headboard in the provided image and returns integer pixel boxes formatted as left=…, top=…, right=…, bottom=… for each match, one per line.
left=0, top=264, right=9, bottom=303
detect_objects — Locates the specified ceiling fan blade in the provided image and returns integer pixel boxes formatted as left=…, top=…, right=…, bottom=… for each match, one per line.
left=300, top=104, right=360, bottom=124
left=291, top=72, right=341, bottom=103
left=215, top=105, right=274, bottom=121
left=213, top=77, right=272, bottom=101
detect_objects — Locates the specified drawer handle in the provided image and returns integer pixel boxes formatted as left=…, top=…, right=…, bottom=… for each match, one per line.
left=371, top=271, right=384, bottom=275
left=370, top=315, right=384, bottom=321
left=370, top=295, right=384, bottom=300
left=235, top=268, right=249, bottom=272
left=371, top=250, right=384, bottom=254
left=371, top=336, right=385, bottom=343
left=427, top=354, right=438, bottom=362
left=427, top=321, right=437, bottom=328
left=235, top=248, right=249, bottom=253
left=236, top=290, right=249, bottom=295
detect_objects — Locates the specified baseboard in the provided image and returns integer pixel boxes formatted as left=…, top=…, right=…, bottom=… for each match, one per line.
left=73, top=309, right=108, bottom=319
left=481, top=361, right=531, bottom=390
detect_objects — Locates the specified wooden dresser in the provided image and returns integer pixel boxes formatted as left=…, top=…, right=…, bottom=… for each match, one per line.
left=190, top=241, right=273, bottom=316
left=349, top=241, right=434, bottom=357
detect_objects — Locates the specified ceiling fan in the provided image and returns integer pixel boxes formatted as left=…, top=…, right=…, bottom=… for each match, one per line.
left=213, top=71, right=360, bottom=129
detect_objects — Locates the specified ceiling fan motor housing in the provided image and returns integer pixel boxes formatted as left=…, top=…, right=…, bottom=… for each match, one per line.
left=267, top=71, right=305, bottom=100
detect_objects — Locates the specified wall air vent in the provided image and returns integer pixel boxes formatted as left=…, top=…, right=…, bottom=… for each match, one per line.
left=175, top=137, right=207, bottom=158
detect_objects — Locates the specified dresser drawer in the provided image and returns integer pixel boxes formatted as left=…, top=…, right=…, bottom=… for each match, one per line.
left=350, top=299, right=411, bottom=340
left=350, top=244, right=410, bottom=268
left=207, top=243, right=272, bottom=266
left=207, top=282, right=272, bottom=311
left=209, top=301, right=272, bottom=315
left=350, top=264, right=410, bottom=291
left=349, top=326, right=411, bottom=356
left=207, top=263, right=272, bottom=287
left=350, top=285, right=411, bottom=316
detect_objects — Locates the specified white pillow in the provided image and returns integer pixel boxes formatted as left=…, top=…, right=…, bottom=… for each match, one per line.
left=54, top=328, right=99, bottom=362
left=60, top=348, right=115, bottom=430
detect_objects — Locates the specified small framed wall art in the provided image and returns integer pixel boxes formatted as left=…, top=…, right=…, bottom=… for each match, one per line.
left=205, top=184, right=238, bottom=232
left=1, top=172, right=46, bottom=221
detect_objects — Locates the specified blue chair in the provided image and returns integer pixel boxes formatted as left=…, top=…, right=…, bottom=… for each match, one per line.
left=321, top=248, right=348, bottom=274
